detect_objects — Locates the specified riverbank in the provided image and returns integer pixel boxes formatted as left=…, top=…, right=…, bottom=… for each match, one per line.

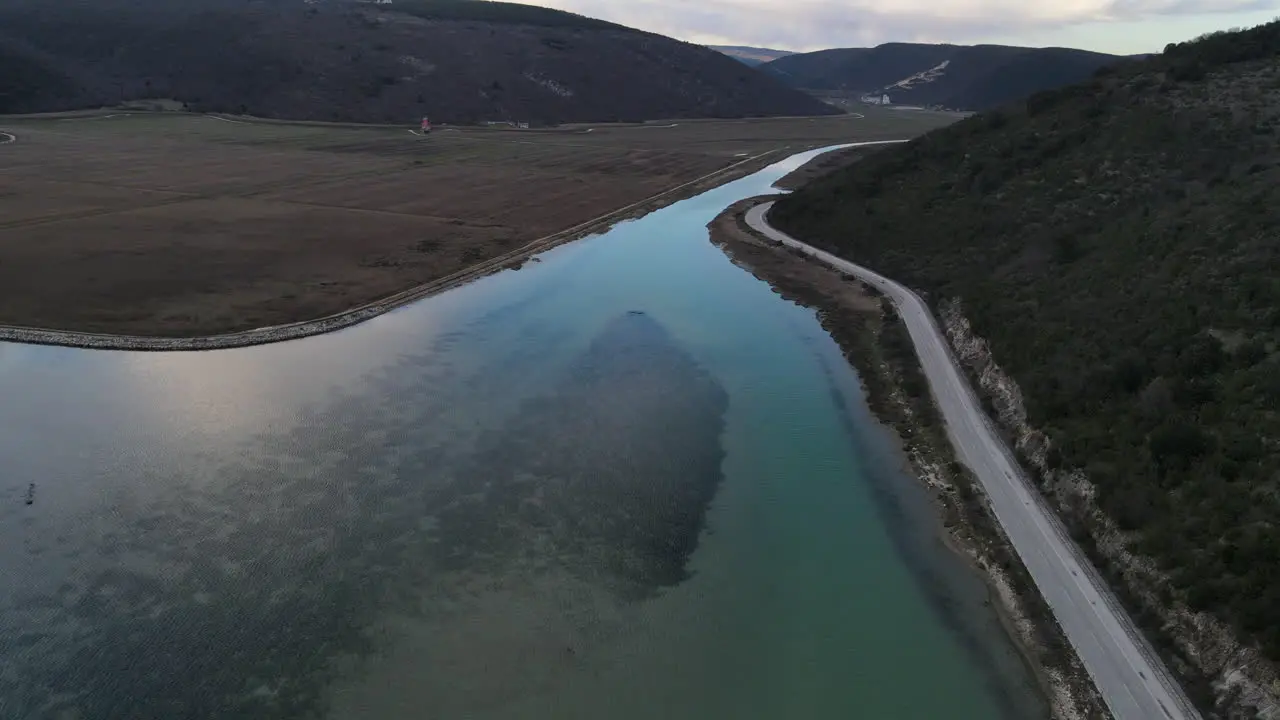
left=4, top=140, right=1061, bottom=719
left=0, top=146, right=788, bottom=352
left=709, top=198, right=1109, bottom=720
left=0, top=108, right=962, bottom=349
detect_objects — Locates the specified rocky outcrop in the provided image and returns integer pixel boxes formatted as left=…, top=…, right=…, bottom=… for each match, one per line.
left=939, top=298, right=1280, bottom=720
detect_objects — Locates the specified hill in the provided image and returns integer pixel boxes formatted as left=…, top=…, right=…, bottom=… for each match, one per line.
left=764, top=43, right=1124, bottom=110
left=709, top=45, right=795, bottom=66
left=770, top=22, right=1280, bottom=713
left=0, top=0, right=835, bottom=125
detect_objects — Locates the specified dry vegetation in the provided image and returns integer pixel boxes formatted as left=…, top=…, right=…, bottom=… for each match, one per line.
left=0, top=109, right=952, bottom=337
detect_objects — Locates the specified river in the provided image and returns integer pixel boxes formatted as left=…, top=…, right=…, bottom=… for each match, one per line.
left=0, top=147, right=1047, bottom=719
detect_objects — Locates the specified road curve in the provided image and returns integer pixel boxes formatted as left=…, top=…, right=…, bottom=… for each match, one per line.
left=0, top=131, right=15, bottom=145
left=746, top=201, right=1200, bottom=720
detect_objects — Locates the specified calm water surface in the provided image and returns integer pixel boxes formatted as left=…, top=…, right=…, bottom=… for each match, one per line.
left=0, top=148, right=1047, bottom=719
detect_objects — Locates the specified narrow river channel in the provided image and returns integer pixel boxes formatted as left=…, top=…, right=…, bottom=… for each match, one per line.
left=0, top=147, right=1047, bottom=719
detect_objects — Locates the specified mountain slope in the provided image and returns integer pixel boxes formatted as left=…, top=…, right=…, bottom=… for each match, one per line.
left=0, top=0, right=836, bottom=124
left=765, top=43, right=1123, bottom=110
left=771, top=22, right=1280, bottom=713
left=709, top=45, right=795, bottom=66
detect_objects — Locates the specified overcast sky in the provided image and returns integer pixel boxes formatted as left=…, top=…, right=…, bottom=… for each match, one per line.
left=531, top=0, right=1280, bottom=55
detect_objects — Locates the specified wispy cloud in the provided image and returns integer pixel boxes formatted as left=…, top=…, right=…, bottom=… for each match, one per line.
left=534, top=0, right=1279, bottom=51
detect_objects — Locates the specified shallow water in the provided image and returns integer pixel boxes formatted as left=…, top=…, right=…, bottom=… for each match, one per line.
left=0, top=148, right=1047, bottom=719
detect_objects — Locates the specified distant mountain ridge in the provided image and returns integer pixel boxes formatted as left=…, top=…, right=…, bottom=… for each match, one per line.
left=764, top=42, right=1126, bottom=110
left=709, top=45, right=795, bottom=66
left=0, top=0, right=836, bottom=124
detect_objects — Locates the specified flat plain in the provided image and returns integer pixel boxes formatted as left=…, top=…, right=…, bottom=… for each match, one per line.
left=0, top=109, right=953, bottom=336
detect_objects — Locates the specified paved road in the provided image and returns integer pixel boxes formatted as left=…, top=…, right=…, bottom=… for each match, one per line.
left=747, top=201, right=1200, bottom=720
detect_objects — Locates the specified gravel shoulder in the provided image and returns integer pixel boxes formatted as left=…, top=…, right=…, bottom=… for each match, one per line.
left=745, top=199, right=1201, bottom=720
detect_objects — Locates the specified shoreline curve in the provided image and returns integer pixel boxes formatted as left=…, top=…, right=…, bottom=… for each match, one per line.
left=0, top=148, right=784, bottom=352
left=745, top=200, right=1201, bottom=720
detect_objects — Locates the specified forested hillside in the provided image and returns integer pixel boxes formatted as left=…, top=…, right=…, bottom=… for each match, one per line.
left=764, top=43, right=1123, bottom=110
left=773, top=21, right=1280, bottom=674
left=0, top=0, right=835, bottom=124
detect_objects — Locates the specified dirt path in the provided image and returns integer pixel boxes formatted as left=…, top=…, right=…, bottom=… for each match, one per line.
left=0, top=132, right=15, bottom=145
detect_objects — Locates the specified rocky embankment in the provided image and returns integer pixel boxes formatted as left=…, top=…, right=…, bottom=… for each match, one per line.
left=940, top=300, right=1280, bottom=720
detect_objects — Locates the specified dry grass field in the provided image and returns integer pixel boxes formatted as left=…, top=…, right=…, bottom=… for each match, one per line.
left=0, top=109, right=953, bottom=337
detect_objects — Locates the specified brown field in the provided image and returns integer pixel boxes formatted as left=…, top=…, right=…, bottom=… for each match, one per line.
left=0, top=109, right=953, bottom=337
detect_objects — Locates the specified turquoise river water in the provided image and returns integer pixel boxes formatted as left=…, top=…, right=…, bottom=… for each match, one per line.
left=0, top=148, right=1047, bottom=719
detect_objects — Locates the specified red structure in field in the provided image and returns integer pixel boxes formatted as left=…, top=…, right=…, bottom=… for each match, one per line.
left=420, top=116, right=432, bottom=134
